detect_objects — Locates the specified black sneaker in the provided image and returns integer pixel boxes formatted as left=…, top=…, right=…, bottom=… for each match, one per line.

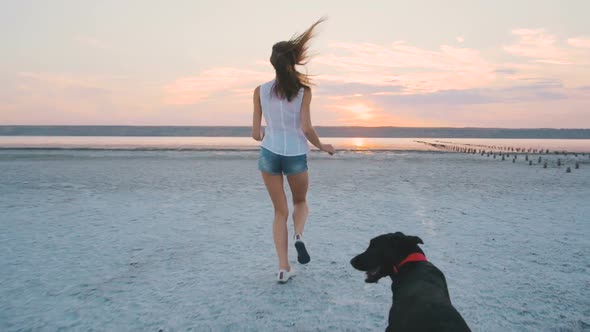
left=294, top=234, right=310, bottom=264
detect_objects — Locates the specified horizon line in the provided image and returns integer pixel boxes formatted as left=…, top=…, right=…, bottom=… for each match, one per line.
left=2, top=125, right=590, bottom=130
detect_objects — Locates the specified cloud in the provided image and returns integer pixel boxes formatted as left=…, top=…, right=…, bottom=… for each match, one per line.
left=494, top=68, right=517, bottom=75
left=0, top=72, right=166, bottom=125
left=372, top=81, right=567, bottom=106
left=7, top=72, right=116, bottom=121
left=567, top=37, right=590, bottom=48
left=534, top=59, right=574, bottom=65
left=503, top=29, right=570, bottom=64
left=164, top=67, right=272, bottom=105
left=162, top=28, right=590, bottom=118
left=314, top=41, right=496, bottom=94
left=11, top=27, right=589, bottom=127
left=312, top=80, right=567, bottom=127
left=312, top=77, right=577, bottom=127
left=314, top=82, right=403, bottom=99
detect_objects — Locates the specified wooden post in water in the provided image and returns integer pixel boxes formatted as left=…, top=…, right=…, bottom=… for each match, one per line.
left=557, top=159, right=561, bottom=166
left=529, top=160, right=533, bottom=166
left=576, top=162, right=580, bottom=169
left=566, top=167, right=571, bottom=173
left=544, top=162, right=548, bottom=168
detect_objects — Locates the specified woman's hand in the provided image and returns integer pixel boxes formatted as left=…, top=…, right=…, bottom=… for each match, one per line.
left=320, top=143, right=335, bottom=155
left=251, top=131, right=263, bottom=141
left=252, top=130, right=265, bottom=141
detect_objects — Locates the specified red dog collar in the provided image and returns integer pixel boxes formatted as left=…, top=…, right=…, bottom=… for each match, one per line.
left=393, top=253, right=428, bottom=274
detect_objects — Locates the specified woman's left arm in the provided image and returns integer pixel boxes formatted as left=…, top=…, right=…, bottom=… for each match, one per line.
left=251, top=86, right=264, bottom=141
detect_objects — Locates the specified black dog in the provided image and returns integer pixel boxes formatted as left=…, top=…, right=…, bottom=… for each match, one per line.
left=350, top=232, right=471, bottom=332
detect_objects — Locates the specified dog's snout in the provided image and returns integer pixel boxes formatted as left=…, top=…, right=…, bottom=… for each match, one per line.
left=350, top=254, right=365, bottom=270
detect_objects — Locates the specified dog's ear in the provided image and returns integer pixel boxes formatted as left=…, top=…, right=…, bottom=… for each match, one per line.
left=389, top=232, right=405, bottom=239
left=405, top=235, right=424, bottom=245
left=389, top=232, right=423, bottom=245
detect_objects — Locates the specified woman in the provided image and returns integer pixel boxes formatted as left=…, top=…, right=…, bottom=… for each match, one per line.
left=252, top=18, right=335, bottom=283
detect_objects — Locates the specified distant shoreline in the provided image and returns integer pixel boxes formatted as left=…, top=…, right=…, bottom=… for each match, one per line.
left=1, top=126, right=590, bottom=139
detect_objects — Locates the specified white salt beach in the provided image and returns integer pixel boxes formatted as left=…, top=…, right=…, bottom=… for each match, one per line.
left=1, top=149, right=589, bottom=331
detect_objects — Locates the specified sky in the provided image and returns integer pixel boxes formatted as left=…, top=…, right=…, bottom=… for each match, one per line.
left=1, top=0, right=589, bottom=128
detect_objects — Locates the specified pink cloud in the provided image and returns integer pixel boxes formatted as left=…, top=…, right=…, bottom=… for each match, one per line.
left=567, top=37, right=590, bottom=48
left=4, top=72, right=164, bottom=125
left=325, top=94, right=364, bottom=101
left=534, top=59, right=574, bottom=65
left=314, top=42, right=496, bottom=94
left=503, top=29, right=570, bottom=64
left=164, top=67, right=272, bottom=105
left=316, top=41, right=482, bottom=71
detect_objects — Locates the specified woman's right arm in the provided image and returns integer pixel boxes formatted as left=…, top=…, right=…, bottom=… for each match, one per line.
left=251, top=86, right=264, bottom=141
left=300, top=88, right=335, bottom=155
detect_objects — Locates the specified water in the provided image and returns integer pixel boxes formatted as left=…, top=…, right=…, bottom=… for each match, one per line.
left=0, top=136, right=589, bottom=152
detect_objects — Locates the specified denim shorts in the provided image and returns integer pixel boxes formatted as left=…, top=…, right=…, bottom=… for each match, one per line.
left=258, top=147, right=308, bottom=175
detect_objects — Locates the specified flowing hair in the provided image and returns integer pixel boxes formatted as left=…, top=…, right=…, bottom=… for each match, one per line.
left=270, top=17, right=326, bottom=101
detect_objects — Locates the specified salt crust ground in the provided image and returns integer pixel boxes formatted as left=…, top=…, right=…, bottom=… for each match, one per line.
left=1, top=150, right=589, bottom=331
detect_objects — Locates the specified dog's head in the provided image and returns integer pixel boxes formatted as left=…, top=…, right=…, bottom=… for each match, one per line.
left=350, top=232, right=424, bottom=283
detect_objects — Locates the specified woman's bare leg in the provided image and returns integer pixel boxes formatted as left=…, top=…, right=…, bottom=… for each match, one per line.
left=287, top=171, right=309, bottom=236
left=261, top=172, right=290, bottom=270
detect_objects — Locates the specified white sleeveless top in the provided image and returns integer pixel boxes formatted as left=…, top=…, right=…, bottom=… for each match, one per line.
left=260, top=79, right=309, bottom=156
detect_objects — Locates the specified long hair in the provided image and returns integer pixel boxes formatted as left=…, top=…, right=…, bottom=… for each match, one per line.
left=270, top=17, right=325, bottom=101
